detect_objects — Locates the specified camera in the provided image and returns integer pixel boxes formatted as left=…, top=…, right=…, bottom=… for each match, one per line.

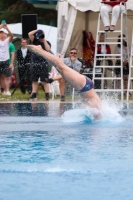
left=39, top=34, right=44, bottom=39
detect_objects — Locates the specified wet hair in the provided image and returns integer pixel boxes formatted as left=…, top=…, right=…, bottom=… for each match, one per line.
left=117, top=34, right=127, bottom=48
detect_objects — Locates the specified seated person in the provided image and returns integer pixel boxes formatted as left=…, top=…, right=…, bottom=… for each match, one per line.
left=114, top=34, right=130, bottom=94
left=49, top=48, right=82, bottom=101
left=96, top=33, right=113, bottom=89
left=101, top=0, right=128, bottom=31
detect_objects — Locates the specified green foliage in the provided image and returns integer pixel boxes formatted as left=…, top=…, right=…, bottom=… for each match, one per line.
left=0, top=9, right=37, bottom=24
left=0, top=0, right=57, bottom=26
left=0, top=88, right=52, bottom=101
left=0, top=0, right=18, bottom=10
left=0, top=7, right=57, bottom=26
left=0, top=89, right=73, bottom=102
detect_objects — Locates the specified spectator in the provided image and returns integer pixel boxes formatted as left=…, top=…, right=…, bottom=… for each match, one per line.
left=47, top=48, right=82, bottom=101
left=114, top=34, right=130, bottom=94
left=63, top=48, right=82, bottom=73
left=1, top=35, right=16, bottom=95
left=16, top=38, right=32, bottom=94
left=28, top=29, right=51, bottom=100
left=100, top=0, right=127, bottom=31
left=96, top=33, right=113, bottom=89
left=0, top=24, right=13, bottom=95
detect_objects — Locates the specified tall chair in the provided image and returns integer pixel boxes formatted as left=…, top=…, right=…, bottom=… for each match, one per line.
left=127, top=31, right=133, bottom=101
left=93, top=0, right=129, bottom=101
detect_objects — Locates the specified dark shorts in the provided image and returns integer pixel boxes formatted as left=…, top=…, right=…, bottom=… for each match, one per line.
left=0, top=60, right=12, bottom=77
left=30, top=61, right=49, bottom=82
left=115, top=60, right=129, bottom=75
left=79, top=76, right=94, bottom=93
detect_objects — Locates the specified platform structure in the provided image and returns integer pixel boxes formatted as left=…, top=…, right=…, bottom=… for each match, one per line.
left=93, top=1, right=129, bottom=101
left=127, top=31, right=133, bottom=101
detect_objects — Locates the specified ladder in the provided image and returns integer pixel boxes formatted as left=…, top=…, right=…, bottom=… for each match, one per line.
left=127, top=31, right=133, bottom=101
left=93, top=1, right=129, bottom=101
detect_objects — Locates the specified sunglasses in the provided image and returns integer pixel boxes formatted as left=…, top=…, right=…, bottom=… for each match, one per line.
left=70, top=52, right=77, bottom=55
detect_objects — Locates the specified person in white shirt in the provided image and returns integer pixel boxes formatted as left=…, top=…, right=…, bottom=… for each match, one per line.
left=0, top=23, right=13, bottom=95
left=96, top=33, right=113, bottom=89
left=114, top=34, right=130, bottom=94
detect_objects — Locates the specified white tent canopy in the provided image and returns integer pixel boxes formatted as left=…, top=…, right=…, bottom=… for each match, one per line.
left=8, top=23, right=57, bottom=54
left=57, top=0, right=133, bottom=57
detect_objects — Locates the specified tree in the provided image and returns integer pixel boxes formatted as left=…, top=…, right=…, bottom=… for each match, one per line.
left=0, top=0, right=18, bottom=10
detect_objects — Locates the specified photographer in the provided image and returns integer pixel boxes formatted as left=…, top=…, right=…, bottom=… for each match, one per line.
left=28, top=29, right=51, bottom=100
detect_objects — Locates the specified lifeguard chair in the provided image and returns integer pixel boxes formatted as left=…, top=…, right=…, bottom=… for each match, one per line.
left=93, top=0, right=129, bottom=101
left=127, top=31, right=133, bottom=101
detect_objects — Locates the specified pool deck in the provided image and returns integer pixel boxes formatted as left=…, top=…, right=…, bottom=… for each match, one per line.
left=0, top=99, right=78, bottom=103
left=0, top=99, right=133, bottom=103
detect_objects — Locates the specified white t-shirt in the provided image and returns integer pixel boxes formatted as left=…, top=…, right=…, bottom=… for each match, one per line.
left=0, top=37, right=10, bottom=61
left=114, top=45, right=130, bottom=59
left=101, top=44, right=106, bottom=54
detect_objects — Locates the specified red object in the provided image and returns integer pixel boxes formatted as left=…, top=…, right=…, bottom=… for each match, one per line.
left=82, top=30, right=95, bottom=66
left=102, top=0, right=127, bottom=7
left=97, top=44, right=111, bottom=54
left=11, top=73, right=18, bottom=87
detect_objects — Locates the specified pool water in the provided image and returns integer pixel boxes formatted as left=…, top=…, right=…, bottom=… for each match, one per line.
left=0, top=102, right=133, bottom=200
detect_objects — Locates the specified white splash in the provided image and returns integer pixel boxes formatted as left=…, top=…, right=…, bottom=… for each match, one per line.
left=61, top=100, right=125, bottom=123
left=62, top=108, right=94, bottom=123
left=100, top=100, right=124, bottom=123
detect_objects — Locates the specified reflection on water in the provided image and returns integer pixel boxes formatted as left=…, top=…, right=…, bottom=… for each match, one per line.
left=0, top=103, right=74, bottom=117
left=0, top=102, right=133, bottom=117
left=0, top=103, right=133, bottom=200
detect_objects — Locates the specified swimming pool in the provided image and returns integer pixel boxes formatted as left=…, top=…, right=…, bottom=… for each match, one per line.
left=0, top=102, right=133, bottom=200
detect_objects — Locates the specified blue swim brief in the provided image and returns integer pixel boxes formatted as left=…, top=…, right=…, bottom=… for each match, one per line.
left=79, top=76, right=94, bottom=93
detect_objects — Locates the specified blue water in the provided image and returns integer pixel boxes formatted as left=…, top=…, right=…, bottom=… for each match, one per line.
left=0, top=102, right=133, bottom=200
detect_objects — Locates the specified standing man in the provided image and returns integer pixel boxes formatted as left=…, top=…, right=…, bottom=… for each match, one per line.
left=17, top=38, right=32, bottom=94
left=45, top=48, right=82, bottom=101
left=28, top=29, right=51, bottom=100
left=0, top=24, right=14, bottom=95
